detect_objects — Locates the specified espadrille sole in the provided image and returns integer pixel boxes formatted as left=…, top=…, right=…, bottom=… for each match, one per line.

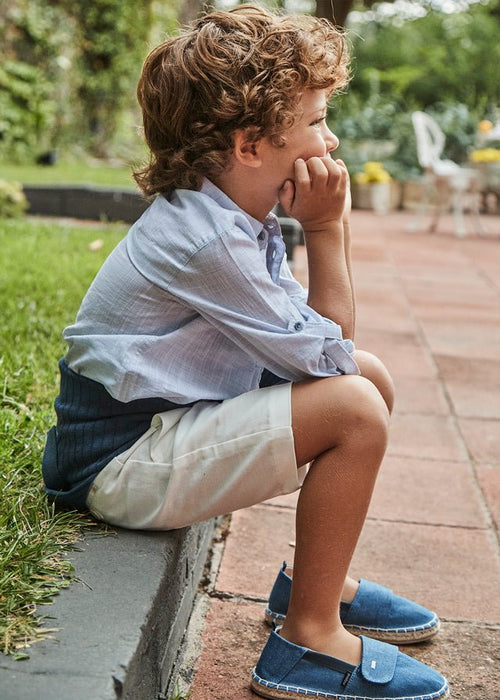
left=250, top=677, right=450, bottom=700
left=264, top=611, right=441, bottom=645
left=252, top=632, right=449, bottom=700
left=343, top=619, right=441, bottom=645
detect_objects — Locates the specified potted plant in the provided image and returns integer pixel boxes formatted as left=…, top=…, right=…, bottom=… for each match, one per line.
left=352, top=162, right=393, bottom=214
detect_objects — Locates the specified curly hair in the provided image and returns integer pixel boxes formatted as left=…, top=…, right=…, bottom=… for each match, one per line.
left=134, top=4, right=350, bottom=198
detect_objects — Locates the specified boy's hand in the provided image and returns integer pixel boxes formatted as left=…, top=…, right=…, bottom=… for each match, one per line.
left=338, top=158, right=351, bottom=224
left=279, top=156, right=349, bottom=231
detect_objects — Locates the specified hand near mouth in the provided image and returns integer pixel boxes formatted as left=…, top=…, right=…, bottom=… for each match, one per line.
left=278, top=156, right=349, bottom=233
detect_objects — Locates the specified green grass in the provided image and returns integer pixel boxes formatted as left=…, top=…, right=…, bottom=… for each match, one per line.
left=0, top=216, right=127, bottom=657
left=1, top=161, right=138, bottom=189
left=167, top=685, right=190, bottom=700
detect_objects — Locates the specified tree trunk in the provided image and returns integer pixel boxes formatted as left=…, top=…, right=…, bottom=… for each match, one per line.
left=179, top=0, right=213, bottom=25
left=316, top=0, right=353, bottom=27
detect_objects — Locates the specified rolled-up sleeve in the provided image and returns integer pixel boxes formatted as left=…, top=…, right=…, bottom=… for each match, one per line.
left=163, top=227, right=359, bottom=380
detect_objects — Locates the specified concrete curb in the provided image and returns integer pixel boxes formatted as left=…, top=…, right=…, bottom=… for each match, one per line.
left=23, top=185, right=149, bottom=224
left=0, top=520, right=216, bottom=699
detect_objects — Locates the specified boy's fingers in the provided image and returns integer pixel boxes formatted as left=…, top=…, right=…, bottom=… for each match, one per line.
left=294, top=157, right=336, bottom=193
left=310, top=155, right=344, bottom=183
left=306, top=156, right=330, bottom=178
left=293, top=158, right=311, bottom=190
left=278, top=179, right=295, bottom=213
left=312, top=158, right=346, bottom=198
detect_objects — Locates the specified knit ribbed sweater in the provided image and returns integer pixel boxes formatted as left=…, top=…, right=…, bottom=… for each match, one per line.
left=42, top=359, right=182, bottom=510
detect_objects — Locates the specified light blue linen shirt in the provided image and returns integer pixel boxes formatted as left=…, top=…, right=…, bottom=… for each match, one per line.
left=64, top=179, right=359, bottom=404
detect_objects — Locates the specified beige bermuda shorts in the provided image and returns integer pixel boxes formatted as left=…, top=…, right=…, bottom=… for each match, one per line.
left=86, top=382, right=306, bottom=530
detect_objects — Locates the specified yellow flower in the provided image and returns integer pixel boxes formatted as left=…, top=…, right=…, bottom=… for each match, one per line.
left=354, top=172, right=369, bottom=184
left=478, top=120, right=493, bottom=134
left=354, top=162, right=392, bottom=183
left=470, top=148, right=500, bottom=163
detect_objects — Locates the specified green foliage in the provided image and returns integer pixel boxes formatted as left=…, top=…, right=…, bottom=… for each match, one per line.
left=0, top=60, right=55, bottom=162
left=331, top=92, right=421, bottom=180
left=0, top=0, right=158, bottom=161
left=332, top=91, right=485, bottom=180
left=0, top=217, right=126, bottom=655
left=68, top=0, right=155, bottom=156
left=0, top=0, right=74, bottom=161
left=0, top=180, right=28, bottom=218
left=348, top=3, right=500, bottom=110
left=335, top=1, right=500, bottom=178
left=424, top=102, right=483, bottom=163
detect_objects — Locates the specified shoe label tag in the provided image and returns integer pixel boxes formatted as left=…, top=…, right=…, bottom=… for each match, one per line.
left=342, top=672, right=352, bottom=687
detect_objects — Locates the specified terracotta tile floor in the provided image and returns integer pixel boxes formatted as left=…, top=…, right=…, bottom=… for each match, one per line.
left=181, top=210, right=500, bottom=699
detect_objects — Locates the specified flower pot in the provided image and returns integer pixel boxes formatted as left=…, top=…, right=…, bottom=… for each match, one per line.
left=370, top=182, right=392, bottom=214
left=352, top=182, right=394, bottom=214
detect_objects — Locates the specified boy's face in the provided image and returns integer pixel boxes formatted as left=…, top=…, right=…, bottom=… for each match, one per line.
left=260, top=89, right=339, bottom=192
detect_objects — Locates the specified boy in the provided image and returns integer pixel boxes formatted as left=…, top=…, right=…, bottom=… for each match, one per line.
left=42, top=6, right=449, bottom=699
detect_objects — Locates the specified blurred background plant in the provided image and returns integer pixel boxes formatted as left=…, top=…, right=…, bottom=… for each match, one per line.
left=0, top=0, right=499, bottom=179
left=471, top=147, right=500, bottom=162
left=334, top=0, right=500, bottom=182
left=0, top=0, right=177, bottom=165
left=0, top=180, right=28, bottom=218
left=353, top=161, right=392, bottom=184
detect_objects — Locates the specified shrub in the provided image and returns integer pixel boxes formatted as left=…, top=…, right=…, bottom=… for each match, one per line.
left=68, top=0, right=154, bottom=156
left=0, top=0, right=156, bottom=161
left=0, top=180, right=28, bottom=218
left=332, top=93, right=486, bottom=181
left=331, top=92, right=421, bottom=181
left=0, top=60, right=56, bottom=162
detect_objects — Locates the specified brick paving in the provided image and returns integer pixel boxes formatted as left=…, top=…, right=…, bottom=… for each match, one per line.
left=181, top=210, right=500, bottom=699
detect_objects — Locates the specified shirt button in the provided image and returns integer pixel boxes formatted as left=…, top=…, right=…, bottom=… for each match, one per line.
left=294, top=321, right=304, bottom=331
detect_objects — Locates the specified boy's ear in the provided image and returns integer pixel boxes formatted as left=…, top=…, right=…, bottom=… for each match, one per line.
left=233, top=129, right=263, bottom=168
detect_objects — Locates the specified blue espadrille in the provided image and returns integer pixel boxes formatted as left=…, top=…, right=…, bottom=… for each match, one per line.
left=265, top=563, right=440, bottom=644
left=251, top=630, right=449, bottom=700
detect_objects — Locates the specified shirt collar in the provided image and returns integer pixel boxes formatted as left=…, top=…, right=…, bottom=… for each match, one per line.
left=200, top=178, right=278, bottom=240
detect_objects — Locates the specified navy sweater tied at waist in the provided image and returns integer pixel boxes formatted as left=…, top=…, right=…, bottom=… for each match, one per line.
left=42, top=359, right=183, bottom=511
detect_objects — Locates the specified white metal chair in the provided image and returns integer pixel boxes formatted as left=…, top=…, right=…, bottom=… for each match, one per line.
left=411, top=111, right=483, bottom=236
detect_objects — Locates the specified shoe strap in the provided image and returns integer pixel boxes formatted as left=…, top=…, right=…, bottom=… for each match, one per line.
left=302, top=649, right=356, bottom=676
left=343, top=579, right=393, bottom=625
left=360, top=635, right=398, bottom=683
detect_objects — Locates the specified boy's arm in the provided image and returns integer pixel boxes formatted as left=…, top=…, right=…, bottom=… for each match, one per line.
left=341, top=173, right=356, bottom=335
left=279, top=157, right=355, bottom=340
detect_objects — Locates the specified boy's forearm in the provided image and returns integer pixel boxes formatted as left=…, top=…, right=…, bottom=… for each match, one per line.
left=342, top=218, right=356, bottom=337
left=283, top=156, right=356, bottom=338
left=304, top=221, right=355, bottom=340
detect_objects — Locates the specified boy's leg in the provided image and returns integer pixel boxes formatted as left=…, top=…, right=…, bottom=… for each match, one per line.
left=355, top=348, right=395, bottom=414
left=280, top=349, right=394, bottom=605
left=280, top=374, right=389, bottom=665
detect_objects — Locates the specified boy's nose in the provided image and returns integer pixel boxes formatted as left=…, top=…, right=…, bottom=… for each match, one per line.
left=326, top=129, right=339, bottom=152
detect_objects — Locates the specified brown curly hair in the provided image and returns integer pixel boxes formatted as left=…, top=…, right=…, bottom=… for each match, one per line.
left=134, top=4, right=350, bottom=197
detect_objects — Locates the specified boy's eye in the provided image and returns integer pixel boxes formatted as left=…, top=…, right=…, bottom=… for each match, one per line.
left=311, top=117, right=326, bottom=128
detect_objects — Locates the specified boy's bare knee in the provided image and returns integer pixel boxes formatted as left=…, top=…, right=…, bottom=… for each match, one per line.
left=353, top=349, right=395, bottom=413
left=292, top=374, right=389, bottom=465
left=337, top=374, right=390, bottom=435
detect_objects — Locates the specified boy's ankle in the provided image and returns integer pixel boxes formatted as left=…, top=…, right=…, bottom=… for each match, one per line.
left=283, top=566, right=360, bottom=604
left=279, top=622, right=362, bottom=666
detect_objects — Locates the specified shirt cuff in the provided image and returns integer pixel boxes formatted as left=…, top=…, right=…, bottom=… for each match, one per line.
left=324, top=338, right=360, bottom=376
